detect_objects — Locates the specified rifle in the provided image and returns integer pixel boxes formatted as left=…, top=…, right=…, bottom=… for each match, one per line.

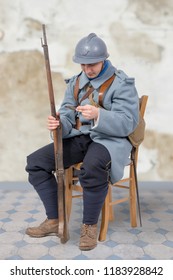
left=41, top=24, right=69, bottom=243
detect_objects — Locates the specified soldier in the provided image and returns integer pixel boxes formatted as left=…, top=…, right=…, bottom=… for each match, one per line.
left=25, top=33, right=139, bottom=251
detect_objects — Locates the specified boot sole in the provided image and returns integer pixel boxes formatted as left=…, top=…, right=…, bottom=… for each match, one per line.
left=26, top=232, right=59, bottom=238
left=79, top=244, right=97, bottom=251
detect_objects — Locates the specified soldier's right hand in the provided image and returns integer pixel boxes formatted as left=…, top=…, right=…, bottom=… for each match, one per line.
left=47, top=113, right=60, bottom=131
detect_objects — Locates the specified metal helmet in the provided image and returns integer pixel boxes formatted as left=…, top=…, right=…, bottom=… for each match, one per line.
left=73, top=33, right=109, bottom=64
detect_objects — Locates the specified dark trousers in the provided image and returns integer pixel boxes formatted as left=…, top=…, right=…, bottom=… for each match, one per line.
left=25, top=134, right=111, bottom=225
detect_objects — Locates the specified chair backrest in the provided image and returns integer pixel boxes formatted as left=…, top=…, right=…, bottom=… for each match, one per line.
left=140, top=95, right=148, bottom=118
left=138, top=95, right=148, bottom=150
left=132, top=95, right=148, bottom=165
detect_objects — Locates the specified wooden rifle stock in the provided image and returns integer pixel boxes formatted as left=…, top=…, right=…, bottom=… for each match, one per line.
left=41, top=24, right=69, bottom=243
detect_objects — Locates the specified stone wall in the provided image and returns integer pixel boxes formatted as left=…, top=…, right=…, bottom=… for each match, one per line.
left=0, top=0, right=173, bottom=181
left=0, top=50, right=66, bottom=181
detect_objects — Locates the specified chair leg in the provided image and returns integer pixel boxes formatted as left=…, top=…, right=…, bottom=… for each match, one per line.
left=98, top=186, right=112, bottom=241
left=129, top=166, right=137, bottom=227
left=108, top=185, right=114, bottom=221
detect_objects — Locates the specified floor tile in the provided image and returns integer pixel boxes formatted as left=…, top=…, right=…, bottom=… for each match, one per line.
left=0, top=181, right=173, bottom=260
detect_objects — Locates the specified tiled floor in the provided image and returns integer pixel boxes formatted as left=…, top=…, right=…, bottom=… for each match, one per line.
left=0, top=181, right=173, bottom=260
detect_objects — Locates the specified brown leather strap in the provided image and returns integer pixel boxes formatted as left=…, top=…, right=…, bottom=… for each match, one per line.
left=74, top=76, right=80, bottom=102
left=79, top=85, right=94, bottom=105
left=98, top=74, right=115, bottom=107
left=74, top=76, right=94, bottom=104
left=89, top=93, right=101, bottom=108
left=74, top=74, right=116, bottom=107
left=74, top=77, right=95, bottom=105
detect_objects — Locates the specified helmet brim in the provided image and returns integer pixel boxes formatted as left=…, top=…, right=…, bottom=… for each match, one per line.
left=73, top=54, right=109, bottom=64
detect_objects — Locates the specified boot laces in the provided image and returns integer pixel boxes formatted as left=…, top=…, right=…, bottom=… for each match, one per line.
left=81, top=224, right=96, bottom=238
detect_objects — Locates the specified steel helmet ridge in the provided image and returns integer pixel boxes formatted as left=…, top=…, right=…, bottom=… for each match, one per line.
left=73, top=33, right=109, bottom=64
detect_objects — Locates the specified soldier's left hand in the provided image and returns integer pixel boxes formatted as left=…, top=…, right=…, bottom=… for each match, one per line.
left=76, top=105, right=99, bottom=120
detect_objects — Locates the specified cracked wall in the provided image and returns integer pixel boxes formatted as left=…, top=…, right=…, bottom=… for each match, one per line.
left=0, top=0, right=172, bottom=181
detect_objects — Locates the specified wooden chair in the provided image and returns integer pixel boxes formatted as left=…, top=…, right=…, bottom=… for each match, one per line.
left=65, top=95, right=148, bottom=241
left=65, top=162, right=83, bottom=220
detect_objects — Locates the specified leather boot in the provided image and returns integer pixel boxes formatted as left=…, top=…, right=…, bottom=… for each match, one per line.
left=79, top=224, right=97, bottom=251
left=25, top=219, right=59, bottom=237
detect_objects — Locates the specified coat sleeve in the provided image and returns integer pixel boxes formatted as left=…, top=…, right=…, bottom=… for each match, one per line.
left=92, top=77, right=139, bottom=137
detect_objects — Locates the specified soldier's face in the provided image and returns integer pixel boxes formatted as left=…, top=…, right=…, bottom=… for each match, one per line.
left=81, top=62, right=103, bottom=78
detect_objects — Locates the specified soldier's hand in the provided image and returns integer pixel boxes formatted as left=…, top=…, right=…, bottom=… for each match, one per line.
left=76, top=105, right=99, bottom=120
left=47, top=113, right=60, bottom=131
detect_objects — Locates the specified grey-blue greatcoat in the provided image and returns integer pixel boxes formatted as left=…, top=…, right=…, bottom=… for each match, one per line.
left=58, top=60, right=139, bottom=184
